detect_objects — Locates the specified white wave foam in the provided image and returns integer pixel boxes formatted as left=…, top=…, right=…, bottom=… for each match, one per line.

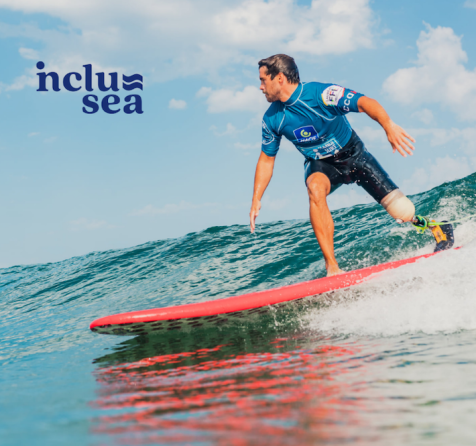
left=305, top=222, right=476, bottom=337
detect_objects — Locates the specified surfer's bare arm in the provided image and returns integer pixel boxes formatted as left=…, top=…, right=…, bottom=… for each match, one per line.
left=250, top=151, right=275, bottom=233
left=357, top=96, right=415, bottom=158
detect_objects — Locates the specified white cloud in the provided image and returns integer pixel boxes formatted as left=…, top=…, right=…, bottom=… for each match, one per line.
left=27, top=132, right=39, bottom=137
left=0, top=0, right=376, bottom=89
left=393, top=125, right=476, bottom=194
left=6, top=72, right=37, bottom=91
left=130, top=201, right=217, bottom=216
left=196, top=87, right=212, bottom=98
left=402, top=156, right=473, bottom=195
left=411, top=108, right=434, bottom=125
left=70, top=218, right=111, bottom=231
left=18, top=47, right=38, bottom=60
left=407, top=126, right=476, bottom=150
left=215, top=0, right=374, bottom=55
left=383, top=24, right=476, bottom=120
left=353, top=124, right=476, bottom=157
left=464, top=0, right=476, bottom=8
left=199, top=85, right=267, bottom=113
left=168, top=98, right=187, bottom=109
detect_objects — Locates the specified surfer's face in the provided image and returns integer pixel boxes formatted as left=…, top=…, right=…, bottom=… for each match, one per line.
left=259, top=67, right=283, bottom=103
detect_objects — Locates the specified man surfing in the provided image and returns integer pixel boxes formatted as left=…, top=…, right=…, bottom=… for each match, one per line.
left=249, top=54, right=453, bottom=276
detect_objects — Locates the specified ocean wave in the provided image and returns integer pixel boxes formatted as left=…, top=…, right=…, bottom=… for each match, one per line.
left=1, top=173, right=476, bottom=363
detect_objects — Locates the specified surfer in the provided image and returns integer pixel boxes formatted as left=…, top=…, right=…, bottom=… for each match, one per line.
left=249, top=54, right=453, bottom=276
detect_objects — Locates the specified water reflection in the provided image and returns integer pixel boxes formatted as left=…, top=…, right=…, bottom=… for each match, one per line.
left=92, top=328, right=370, bottom=445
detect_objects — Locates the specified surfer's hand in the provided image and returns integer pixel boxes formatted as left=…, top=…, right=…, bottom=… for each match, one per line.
left=250, top=199, right=261, bottom=233
left=385, top=121, right=415, bottom=157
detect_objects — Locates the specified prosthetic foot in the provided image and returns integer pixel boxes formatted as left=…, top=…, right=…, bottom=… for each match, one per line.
left=412, top=216, right=455, bottom=252
left=431, top=222, right=455, bottom=252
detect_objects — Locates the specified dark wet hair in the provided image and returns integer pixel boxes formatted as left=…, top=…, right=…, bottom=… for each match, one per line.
left=258, top=54, right=300, bottom=84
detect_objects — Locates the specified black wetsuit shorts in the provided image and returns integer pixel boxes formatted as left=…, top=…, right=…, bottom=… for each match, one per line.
left=304, top=130, right=398, bottom=203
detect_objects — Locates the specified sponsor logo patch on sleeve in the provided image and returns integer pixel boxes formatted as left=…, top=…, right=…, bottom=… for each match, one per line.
left=321, top=85, right=345, bottom=106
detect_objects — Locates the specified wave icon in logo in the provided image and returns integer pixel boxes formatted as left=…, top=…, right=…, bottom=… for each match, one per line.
left=293, top=125, right=318, bottom=142
left=122, top=74, right=143, bottom=91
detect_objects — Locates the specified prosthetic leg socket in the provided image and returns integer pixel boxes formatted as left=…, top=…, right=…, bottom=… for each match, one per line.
left=380, top=189, right=415, bottom=223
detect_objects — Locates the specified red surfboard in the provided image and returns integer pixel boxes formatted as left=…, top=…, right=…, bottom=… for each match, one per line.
left=90, top=249, right=450, bottom=336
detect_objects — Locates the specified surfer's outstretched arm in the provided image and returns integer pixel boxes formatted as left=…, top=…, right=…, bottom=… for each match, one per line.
left=250, top=152, right=275, bottom=233
left=357, top=96, right=415, bottom=158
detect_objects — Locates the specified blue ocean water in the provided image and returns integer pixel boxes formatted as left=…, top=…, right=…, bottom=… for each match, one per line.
left=2, top=174, right=476, bottom=445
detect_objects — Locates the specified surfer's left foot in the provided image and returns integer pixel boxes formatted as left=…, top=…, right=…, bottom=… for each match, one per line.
left=326, top=264, right=345, bottom=277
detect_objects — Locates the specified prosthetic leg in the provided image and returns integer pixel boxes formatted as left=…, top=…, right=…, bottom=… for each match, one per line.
left=381, top=189, right=454, bottom=252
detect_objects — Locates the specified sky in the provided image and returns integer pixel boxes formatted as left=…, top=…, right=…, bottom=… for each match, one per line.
left=1, top=0, right=476, bottom=267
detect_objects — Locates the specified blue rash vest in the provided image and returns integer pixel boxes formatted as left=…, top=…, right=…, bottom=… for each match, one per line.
left=261, top=82, right=364, bottom=160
